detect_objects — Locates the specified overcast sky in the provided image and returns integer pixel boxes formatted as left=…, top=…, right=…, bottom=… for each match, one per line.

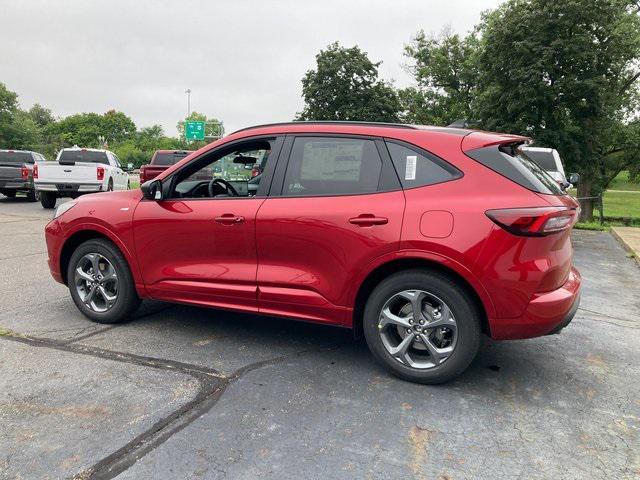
left=1, top=0, right=502, bottom=135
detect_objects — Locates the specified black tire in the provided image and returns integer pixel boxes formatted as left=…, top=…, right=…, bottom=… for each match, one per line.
left=363, top=269, right=481, bottom=384
left=26, top=188, right=38, bottom=202
left=40, top=191, right=56, bottom=209
left=67, top=239, right=140, bottom=324
left=2, top=190, right=16, bottom=198
left=107, top=179, right=113, bottom=191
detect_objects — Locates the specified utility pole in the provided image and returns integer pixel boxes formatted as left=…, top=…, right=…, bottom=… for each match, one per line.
left=185, top=88, right=191, bottom=116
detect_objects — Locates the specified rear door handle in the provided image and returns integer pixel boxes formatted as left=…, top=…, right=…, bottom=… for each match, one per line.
left=214, top=213, right=245, bottom=225
left=349, top=214, right=388, bottom=226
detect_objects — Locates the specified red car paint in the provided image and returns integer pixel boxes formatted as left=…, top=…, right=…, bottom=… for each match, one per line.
left=45, top=123, right=581, bottom=340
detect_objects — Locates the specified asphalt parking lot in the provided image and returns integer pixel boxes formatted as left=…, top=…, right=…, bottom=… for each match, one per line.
left=0, top=195, right=638, bottom=480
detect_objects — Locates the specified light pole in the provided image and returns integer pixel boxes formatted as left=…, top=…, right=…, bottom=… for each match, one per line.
left=185, top=88, right=191, bottom=116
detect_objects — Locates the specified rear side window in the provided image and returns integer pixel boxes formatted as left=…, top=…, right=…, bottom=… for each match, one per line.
left=522, top=150, right=558, bottom=171
left=282, top=137, right=382, bottom=196
left=0, top=152, right=33, bottom=164
left=466, top=144, right=563, bottom=195
left=386, top=141, right=461, bottom=188
left=153, top=152, right=189, bottom=166
left=59, top=150, right=109, bottom=165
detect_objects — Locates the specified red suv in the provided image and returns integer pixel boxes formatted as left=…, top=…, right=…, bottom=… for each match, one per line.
left=45, top=122, right=581, bottom=383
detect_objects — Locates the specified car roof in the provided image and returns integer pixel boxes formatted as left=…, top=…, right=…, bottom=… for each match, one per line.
left=0, top=149, right=35, bottom=153
left=522, top=146, right=555, bottom=152
left=230, top=121, right=474, bottom=136
left=154, top=150, right=193, bottom=153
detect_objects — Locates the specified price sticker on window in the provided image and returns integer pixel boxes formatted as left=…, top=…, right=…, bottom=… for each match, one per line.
left=405, top=155, right=417, bottom=180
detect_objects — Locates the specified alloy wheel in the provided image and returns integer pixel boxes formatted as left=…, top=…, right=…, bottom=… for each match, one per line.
left=74, top=253, right=118, bottom=313
left=378, top=289, right=458, bottom=369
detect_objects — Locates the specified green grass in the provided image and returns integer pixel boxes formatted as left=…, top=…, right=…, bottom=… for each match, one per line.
left=600, top=190, right=640, bottom=219
left=129, top=181, right=140, bottom=189
left=608, top=170, right=640, bottom=192
left=574, top=221, right=610, bottom=231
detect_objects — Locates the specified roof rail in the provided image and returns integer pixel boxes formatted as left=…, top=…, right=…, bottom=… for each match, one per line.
left=230, top=121, right=418, bottom=135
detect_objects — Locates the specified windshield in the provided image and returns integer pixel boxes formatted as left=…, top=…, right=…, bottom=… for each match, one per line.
left=0, top=152, right=33, bottom=164
left=59, top=150, right=109, bottom=164
left=152, top=152, right=190, bottom=166
left=522, top=150, right=558, bottom=171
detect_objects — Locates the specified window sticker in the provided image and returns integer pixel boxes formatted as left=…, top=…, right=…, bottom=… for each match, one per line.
left=405, top=155, right=417, bottom=180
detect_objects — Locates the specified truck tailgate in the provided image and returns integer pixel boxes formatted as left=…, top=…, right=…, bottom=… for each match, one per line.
left=36, top=162, right=98, bottom=184
left=0, top=164, right=22, bottom=181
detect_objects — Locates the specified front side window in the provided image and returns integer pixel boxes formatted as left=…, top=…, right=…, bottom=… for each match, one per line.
left=282, top=137, right=382, bottom=196
left=386, top=141, right=461, bottom=188
left=171, top=140, right=273, bottom=199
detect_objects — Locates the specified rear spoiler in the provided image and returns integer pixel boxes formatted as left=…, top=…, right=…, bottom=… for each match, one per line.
left=461, top=131, right=531, bottom=152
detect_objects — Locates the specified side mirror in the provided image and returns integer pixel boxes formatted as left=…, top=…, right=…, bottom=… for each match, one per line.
left=141, top=179, right=163, bottom=200
left=568, top=173, right=580, bottom=185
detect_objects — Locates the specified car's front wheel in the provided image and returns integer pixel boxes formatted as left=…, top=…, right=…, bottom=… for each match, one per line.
left=67, top=239, right=140, bottom=323
left=363, top=270, right=481, bottom=384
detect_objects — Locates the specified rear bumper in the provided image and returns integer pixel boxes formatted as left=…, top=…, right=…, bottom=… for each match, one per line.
left=36, top=181, right=102, bottom=193
left=0, top=180, right=32, bottom=190
left=489, top=266, right=581, bottom=340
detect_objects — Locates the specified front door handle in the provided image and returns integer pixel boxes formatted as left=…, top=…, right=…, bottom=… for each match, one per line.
left=214, top=213, right=245, bottom=225
left=349, top=214, right=388, bottom=226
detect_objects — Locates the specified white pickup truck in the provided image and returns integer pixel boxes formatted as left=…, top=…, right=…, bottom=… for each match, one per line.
left=34, top=147, right=130, bottom=208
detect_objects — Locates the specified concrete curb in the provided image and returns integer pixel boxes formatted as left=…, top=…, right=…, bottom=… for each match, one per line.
left=610, top=227, right=640, bottom=266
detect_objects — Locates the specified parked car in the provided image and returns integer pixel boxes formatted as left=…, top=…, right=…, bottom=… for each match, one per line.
left=0, top=149, right=44, bottom=201
left=44, top=122, right=581, bottom=384
left=35, top=146, right=130, bottom=209
left=139, top=150, right=193, bottom=183
left=520, top=146, right=576, bottom=188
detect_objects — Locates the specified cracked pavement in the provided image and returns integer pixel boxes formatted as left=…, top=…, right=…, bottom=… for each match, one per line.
left=0, top=195, right=639, bottom=479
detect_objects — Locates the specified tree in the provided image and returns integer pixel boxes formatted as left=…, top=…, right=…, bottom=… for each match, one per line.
left=401, top=28, right=481, bottom=125
left=46, top=110, right=137, bottom=149
left=27, top=103, right=55, bottom=128
left=101, top=110, right=136, bottom=144
left=474, top=0, right=640, bottom=220
left=297, top=42, right=401, bottom=122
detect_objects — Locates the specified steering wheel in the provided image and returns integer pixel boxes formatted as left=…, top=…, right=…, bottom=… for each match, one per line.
left=208, top=178, right=239, bottom=197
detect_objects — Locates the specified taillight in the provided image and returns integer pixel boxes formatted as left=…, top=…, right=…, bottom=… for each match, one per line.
left=97, top=166, right=105, bottom=181
left=486, top=206, right=578, bottom=236
left=33, top=164, right=38, bottom=179
left=139, top=167, right=145, bottom=183
left=21, top=165, right=29, bottom=180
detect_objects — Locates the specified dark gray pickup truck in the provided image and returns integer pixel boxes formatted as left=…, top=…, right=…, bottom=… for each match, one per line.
left=0, top=150, right=45, bottom=201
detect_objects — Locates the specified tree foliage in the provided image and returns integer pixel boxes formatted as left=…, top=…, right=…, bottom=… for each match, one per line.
left=297, top=42, right=401, bottom=122
left=401, top=28, right=481, bottom=125
left=401, top=0, right=640, bottom=219
left=0, top=82, right=222, bottom=167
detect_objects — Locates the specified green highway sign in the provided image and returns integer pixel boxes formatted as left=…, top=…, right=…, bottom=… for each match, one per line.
left=185, top=120, right=206, bottom=140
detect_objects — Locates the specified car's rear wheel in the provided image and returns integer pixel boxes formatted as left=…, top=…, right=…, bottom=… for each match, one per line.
left=107, top=179, right=113, bottom=191
left=40, top=191, right=56, bottom=209
left=26, top=189, right=38, bottom=202
left=67, top=239, right=140, bottom=323
left=363, top=270, right=481, bottom=384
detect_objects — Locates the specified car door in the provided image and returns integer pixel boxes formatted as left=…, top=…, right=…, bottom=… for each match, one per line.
left=255, top=135, right=405, bottom=325
left=133, top=136, right=283, bottom=313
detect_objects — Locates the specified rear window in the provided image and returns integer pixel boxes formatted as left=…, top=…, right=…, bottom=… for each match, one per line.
left=522, top=150, right=558, bottom=171
left=152, top=152, right=190, bottom=166
left=59, top=150, right=109, bottom=164
left=0, top=152, right=33, bottom=164
left=466, top=144, right=564, bottom=195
